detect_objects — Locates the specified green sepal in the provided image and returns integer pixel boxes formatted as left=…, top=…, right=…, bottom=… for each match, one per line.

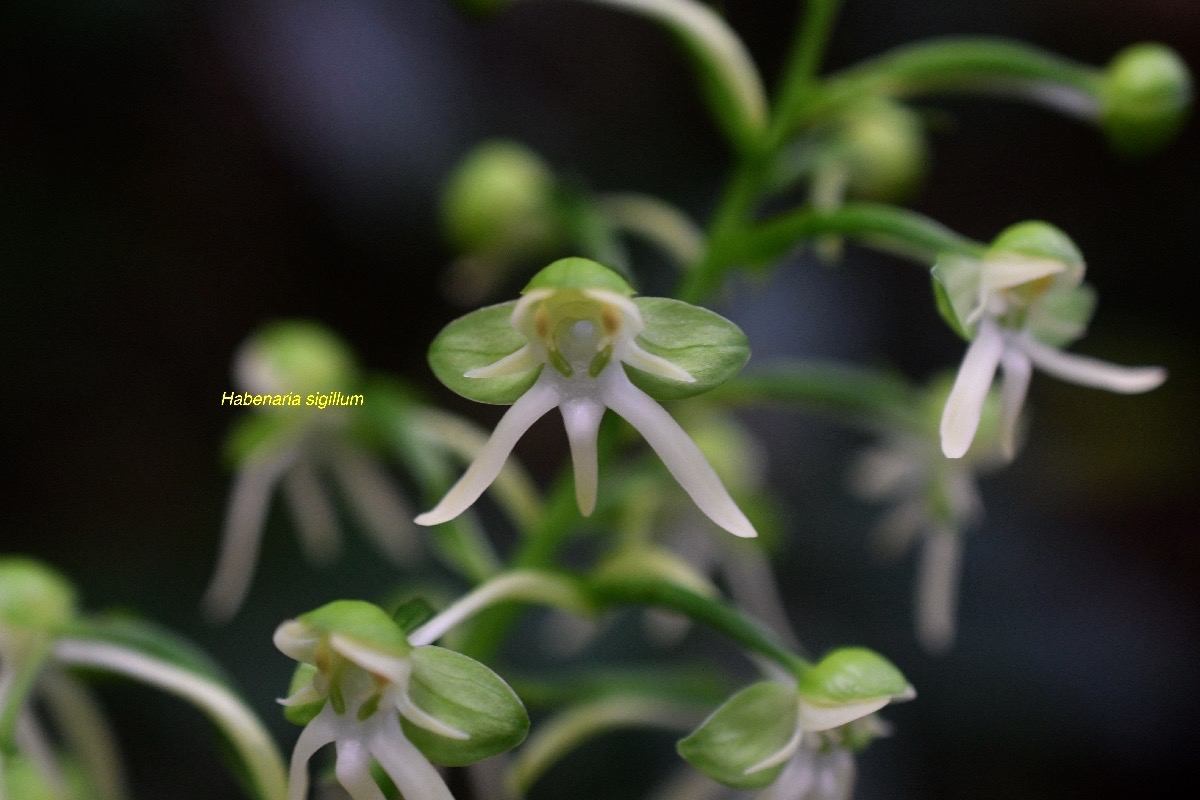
left=628, top=298, right=750, bottom=401
left=282, top=664, right=324, bottom=726
left=298, top=600, right=411, bottom=658
left=523, top=256, right=634, bottom=295
left=401, top=646, right=530, bottom=766
left=676, top=681, right=798, bottom=789
left=427, top=301, right=537, bottom=405
left=929, top=255, right=975, bottom=340
left=798, top=648, right=909, bottom=708
left=1026, top=282, right=1097, bottom=348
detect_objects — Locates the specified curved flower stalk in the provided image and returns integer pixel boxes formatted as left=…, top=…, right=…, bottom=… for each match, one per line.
left=417, top=257, right=757, bottom=539
left=275, top=600, right=528, bottom=800
left=932, top=221, right=1166, bottom=460
left=677, top=649, right=912, bottom=793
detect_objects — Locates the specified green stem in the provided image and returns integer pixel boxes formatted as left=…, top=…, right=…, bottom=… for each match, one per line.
left=589, top=576, right=810, bottom=675
left=733, top=202, right=985, bottom=266
left=789, top=36, right=1103, bottom=128
left=707, top=361, right=928, bottom=433
left=771, top=0, right=846, bottom=146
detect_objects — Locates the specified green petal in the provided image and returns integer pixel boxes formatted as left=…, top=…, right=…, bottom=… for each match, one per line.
left=676, top=681, right=799, bottom=789
left=629, top=298, right=750, bottom=400
left=427, top=301, right=539, bottom=405
left=297, top=600, right=411, bottom=657
left=401, top=646, right=530, bottom=766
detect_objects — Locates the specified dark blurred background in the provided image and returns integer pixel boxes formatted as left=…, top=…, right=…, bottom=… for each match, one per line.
left=2, top=0, right=1198, bottom=798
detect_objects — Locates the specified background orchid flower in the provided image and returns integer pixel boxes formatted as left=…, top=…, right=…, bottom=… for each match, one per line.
left=932, top=221, right=1166, bottom=459
left=417, top=257, right=757, bottom=539
left=275, top=600, right=528, bottom=800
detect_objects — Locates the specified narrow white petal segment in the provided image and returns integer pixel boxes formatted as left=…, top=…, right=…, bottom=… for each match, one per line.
left=796, top=696, right=893, bottom=732
left=369, top=711, right=456, bottom=800
left=916, top=530, right=963, bottom=654
left=202, top=449, right=296, bottom=622
left=599, top=367, right=756, bottom=538
left=559, top=397, right=607, bottom=516
left=328, top=449, right=420, bottom=565
left=334, top=735, right=388, bottom=800
left=998, top=346, right=1033, bottom=460
left=281, top=456, right=342, bottom=565
left=619, top=343, right=696, bottom=383
left=1016, top=333, right=1167, bottom=393
left=286, top=706, right=339, bottom=800
left=415, top=375, right=560, bottom=526
left=394, top=687, right=469, bottom=740
left=979, top=255, right=1065, bottom=293
left=464, top=344, right=542, bottom=379
left=940, top=319, right=1006, bottom=459
left=327, top=635, right=409, bottom=684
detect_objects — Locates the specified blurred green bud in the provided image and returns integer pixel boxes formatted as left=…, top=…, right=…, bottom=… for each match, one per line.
left=837, top=99, right=928, bottom=202
left=1101, top=43, right=1192, bottom=157
left=0, top=557, right=77, bottom=638
left=441, top=140, right=562, bottom=261
left=233, top=320, right=359, bottom=398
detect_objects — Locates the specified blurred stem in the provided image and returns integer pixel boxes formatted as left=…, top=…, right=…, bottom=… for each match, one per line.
left=790, top=37, right=1103, bottom=128
left=733, top=202, right=985, bottom=265
left=708, top=361, right=927, bottom=433
left=53, top=638, right=287, bottom=800
left=771, top=0, right=845, bottom=146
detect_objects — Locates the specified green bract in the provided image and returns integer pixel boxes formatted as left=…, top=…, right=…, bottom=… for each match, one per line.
left=401, top=645, right=530, bottom=766
left=676, top=681, right=799, bottom=789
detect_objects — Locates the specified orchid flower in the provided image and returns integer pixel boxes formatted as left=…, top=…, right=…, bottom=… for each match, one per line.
left=274, top=600, right=527, bottom=800
left=677, top=649, right=912, bottom=793
left=932, top=221, right=1166, bottom=460
left=416, top=257, right=757, bottom=539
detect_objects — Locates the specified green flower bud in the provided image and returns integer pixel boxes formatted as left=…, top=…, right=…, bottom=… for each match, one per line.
left=0, top=557, right=76, bottom=637
left=1101, top=43, right=1192, bottom=157
left=838, top=99, right=928, bottom=202
left=233, top=320, right=359, bottom=398
left=441, top=141, right=562, bottom=260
